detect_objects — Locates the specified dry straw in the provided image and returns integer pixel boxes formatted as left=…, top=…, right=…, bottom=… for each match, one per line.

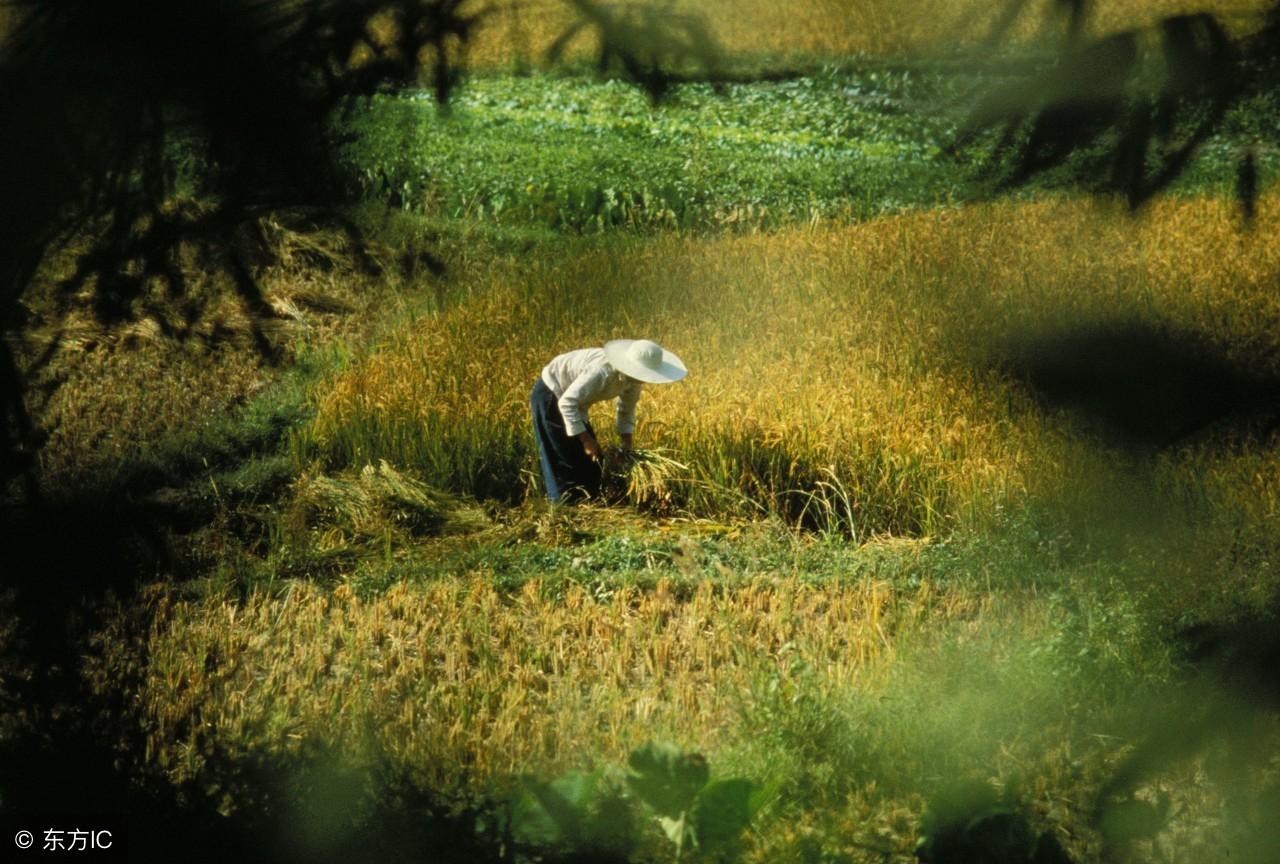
left=289, top=459, right=489, bottom=539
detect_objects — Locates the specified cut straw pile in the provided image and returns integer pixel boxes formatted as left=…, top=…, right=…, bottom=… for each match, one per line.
left=288, top=460, right=489, bottom=542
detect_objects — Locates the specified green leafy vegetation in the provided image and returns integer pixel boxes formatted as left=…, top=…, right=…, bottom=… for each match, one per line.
left=509, top=742, right=767, bottom=862
left=336, top=68, right=1280, bottom=231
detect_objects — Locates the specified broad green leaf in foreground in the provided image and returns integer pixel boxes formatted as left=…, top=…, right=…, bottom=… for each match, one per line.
left=626, top=741, right=709, bottom=819
left=692, top=778, right=756, bottom=853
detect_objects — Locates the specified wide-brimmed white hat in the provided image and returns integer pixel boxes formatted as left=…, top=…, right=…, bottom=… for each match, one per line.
left=605, top=339, right=687, bottom=384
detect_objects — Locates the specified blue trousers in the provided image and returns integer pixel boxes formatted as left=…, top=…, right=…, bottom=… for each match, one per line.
left=531, top=378, right=601, bottom=502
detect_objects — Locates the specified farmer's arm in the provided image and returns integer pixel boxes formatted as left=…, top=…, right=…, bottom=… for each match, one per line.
left=616, top=380, right=641, bottom=450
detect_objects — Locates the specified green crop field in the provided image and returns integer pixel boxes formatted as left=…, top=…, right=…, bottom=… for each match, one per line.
left=7, top=2, right=1280, bottom=862
left=336, top=69, right=1280, bottom=231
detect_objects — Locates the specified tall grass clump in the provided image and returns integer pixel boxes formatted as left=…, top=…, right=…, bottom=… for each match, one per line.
left=302, top=193, right=1280, bottom=538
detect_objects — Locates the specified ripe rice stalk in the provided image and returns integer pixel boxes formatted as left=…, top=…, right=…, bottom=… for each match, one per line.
left=791, top=466, right=859, bottom=541
left=289, top=459, right=488, bottom=540
left=101, top=573, right=970, bottom=796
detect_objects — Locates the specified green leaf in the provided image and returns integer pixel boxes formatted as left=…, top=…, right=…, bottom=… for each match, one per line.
left=513, top=770, right=601, bottom=846
left=510, top=783, right=567, bottom=847
left=626, top=742, right=709, bottom=819
left=692, top=778, right=756, bottom=852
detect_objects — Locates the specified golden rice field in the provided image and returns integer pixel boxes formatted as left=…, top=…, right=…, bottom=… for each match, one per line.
left=97, top=542, right=1123, bottom=860
left=305, top=193, right=1280, bottom=540
left=68, top=193, right=1280, bottom=861
left=89, top=509, right=1243, bottom=861
left=460, top=0, right=1272, bottom=66
left=111, top=573, right=966, bottom=792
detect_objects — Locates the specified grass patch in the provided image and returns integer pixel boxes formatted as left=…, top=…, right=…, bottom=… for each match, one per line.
left=338, top=70, right=972, bottom=230
left=337, top=67, right=1280, bottom=232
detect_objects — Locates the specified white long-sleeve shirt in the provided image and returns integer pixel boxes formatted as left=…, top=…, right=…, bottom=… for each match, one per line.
left=541, top=347, right=642, bottom=437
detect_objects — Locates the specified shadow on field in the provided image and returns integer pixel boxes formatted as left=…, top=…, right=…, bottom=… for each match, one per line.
left=0, top=492, right=521, bottom=863
left=0, top=430, right=513, bottom=862
left=1000, top=319, right=1280, bottom=450
left=0, top=722, right=509, bottom=863
left=980, top=317, right=1280, bottom=862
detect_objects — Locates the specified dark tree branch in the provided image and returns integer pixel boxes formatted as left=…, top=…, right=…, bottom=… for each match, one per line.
left=951, top=3, right=1277, bottom=216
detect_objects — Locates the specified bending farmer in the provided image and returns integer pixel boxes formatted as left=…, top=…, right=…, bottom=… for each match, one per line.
left=531, top=339, right=687, bottom=502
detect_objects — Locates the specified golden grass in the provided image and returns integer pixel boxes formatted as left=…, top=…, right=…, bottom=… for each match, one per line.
left=32, top=345, right=263, bottom=484
left=93, top=515, right=1210, bottom=860
left=462, top=0, right=1271, bottom=67
left=309, top=193, right=1280, bottom=537
left=116, top=572, right=981, bottom=798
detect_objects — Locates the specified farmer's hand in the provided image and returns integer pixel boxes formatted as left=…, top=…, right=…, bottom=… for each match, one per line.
left=620, top=432, right=633, bottom=452
left=579, top=431, right=602, bottom=461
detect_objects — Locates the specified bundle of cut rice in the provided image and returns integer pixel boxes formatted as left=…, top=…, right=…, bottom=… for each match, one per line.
left=602, top=448, right=690, bottom=513
left=290, top=460, right=487, bottom=539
